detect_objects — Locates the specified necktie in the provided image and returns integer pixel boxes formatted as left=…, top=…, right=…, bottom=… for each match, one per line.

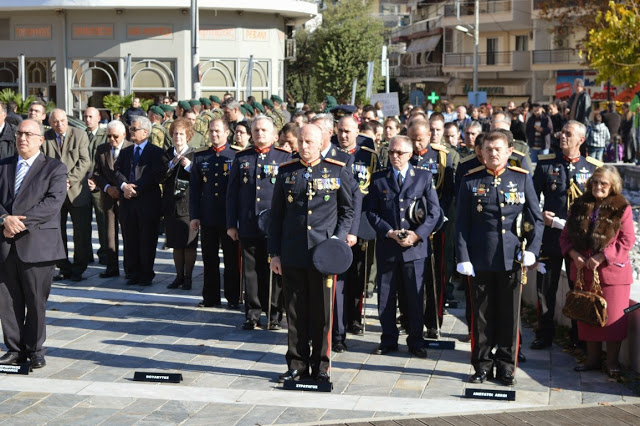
left=397, top=172, right=403, bottom=188
left=130, top=146, right=141, bottom=181
left=15, top=160, right=29, bottom=196
left=57, top=134, right=63, bottom=148
left=87, top=129, right=94, bottom=142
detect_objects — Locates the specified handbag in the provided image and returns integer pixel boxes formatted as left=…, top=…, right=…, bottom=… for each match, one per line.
left=562, top=268, right=608, bottom=327
left=173, top=166, right=189, bottom=198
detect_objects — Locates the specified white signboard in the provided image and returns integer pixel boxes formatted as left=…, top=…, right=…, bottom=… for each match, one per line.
left=370, top=92, right=400, bottom=117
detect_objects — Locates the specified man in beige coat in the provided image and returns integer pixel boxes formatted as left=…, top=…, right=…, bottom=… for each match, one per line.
left=42, top=109, right=92, bottom=281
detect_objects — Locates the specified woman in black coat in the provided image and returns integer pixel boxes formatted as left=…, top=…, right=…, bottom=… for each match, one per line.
left=163, top=117, right=198, bottom=289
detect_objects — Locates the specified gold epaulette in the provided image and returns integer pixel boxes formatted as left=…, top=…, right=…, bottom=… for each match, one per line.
left=194, top=146, right=210, bottom=153
left=465, top=165, right=486, bottom=176
left=431, top=143, right=449, bottom=153
left=586, top=156, right=604, bottom=167
left=537, top=153, right=556, bottom=161
left=360, top=146, right=378, bottom=155
left=508, top=165, right=529, bottom=174
left=274, top=146, right=290, bottom=153
left=230, top=144, right=243, bottom=151
left=279, top=159, right=299, bottom=167
left=324, top=157, right=346, bottom=167
left=512, top=149, right=526, bottom=157
left=459, top=153, right=477, bottom=164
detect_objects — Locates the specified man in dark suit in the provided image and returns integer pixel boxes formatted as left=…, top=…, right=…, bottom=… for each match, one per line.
left=365, top=135, right=441, bottom=358
left=0, top=119, right=67, bottom=368
left=92, top=120, right=132, bottom=278
left=190, top=118, right=240, bottom=308
left=114, top=116, right=167, bottom=286
left=0, top=102, right=17, bottom=160
left=42, top=109, right=92, bottom=281
left=269, top=124, right=354, bottom=382
left=84, top=107, right=108, bottom=265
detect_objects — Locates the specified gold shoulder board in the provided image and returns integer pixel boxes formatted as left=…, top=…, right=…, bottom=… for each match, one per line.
left=465, top=165, right=486, bottom=176
left=508, top=166, right=529, bottom=174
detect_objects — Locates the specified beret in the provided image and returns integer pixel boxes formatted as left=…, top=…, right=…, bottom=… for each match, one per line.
left=243, top=103, right=255, bottom=115
left=159, top=104, right=174, bottom=112
left=199, top=97, right=212, bottom=106
left=270, top=94, right=283, bottom=104
left=252, top=102, right=265, bottom=114
left=261, top=98, right=274, bottom=109
left=209, top=95, right=221, bottom=104
left=149, top=106, right=165, bottom=117
left=189, top=99, right=201, bottom=107
left=178, top=100, right=191, bottom=110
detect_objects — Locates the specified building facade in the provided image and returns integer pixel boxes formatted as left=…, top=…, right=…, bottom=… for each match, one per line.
left=0, top=1, right=317, bottom=117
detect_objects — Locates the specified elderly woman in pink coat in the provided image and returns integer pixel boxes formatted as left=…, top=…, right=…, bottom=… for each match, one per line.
left=560, top=165, right=635, bottom=377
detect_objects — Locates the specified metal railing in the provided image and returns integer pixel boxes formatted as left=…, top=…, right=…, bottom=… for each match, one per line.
left=391, top=16, right=443, bottom=40
left=532, top=49, right=583, bottom=64
left=444, top=51, right=512, bottom=67
left=444, top=0, right=512, bottom=17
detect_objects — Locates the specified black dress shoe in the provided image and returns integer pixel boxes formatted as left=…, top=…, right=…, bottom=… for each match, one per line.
left=138, top=281, right=152, bottom=286
left=99, top=271, right=119, bottom=278
left=98, top=258, right=108, bottom=266
left=242, top=319, right=259, bottom=330
left=530, top=338, right=551, bottom=350
left=0, top=352, right=26, bottom=365
left=268, top=321, right=281, bottom=331
left=333, top=341, right=347, bottom=353
left=53, top=273, right=71, bottom=281
left=409, top=347, right=428, bottom=358
left=574, top=363, right=601, bottom=372
left=125, top=273, right=135, bottom=280
left=228, top=303, right=240, bottom=310
left=314, top=372, right=330, bottom=383
left=167, top=278, right=183, bottom=289
left=277, top=369, right=307, bottom=383
left=349, top=323, right=364, bottom=335
left=497, top=372, right=516, bottom=386
left=182, top=277, right=192, bottom=290
left=125, top=278, right=139, bottom=286
left=518, top=351, right=527, bottom=363
left=469, top=369, right=493, bottom=383
left=70, top=275, right=84, bottom=282
left=30, top=354, right=46, bottom=369
left=424, top=329, right=439, bottom=339
left=373, top=344, right=398, bottom=355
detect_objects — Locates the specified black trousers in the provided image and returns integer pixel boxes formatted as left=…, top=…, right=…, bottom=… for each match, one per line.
left=241, top=238, right=281, bottom=322
left=283, top=266, right=332, bottom=374
left=345, top=241, right=368, bottom=327
left=471, top=269, right=522, bottom=375
left=201, top=225, right=240, bottom=306
left=103, top=200, right=121, bottom=274
left=378, top=257, right=426, bottom=350
left=58, top=198, right=92, bottom=276
left=119, top=201, right=160, bottom=283
left=91, top=190, right=107, bottom=263
left=0, top=245, right=55, bottom=356
left=535, top=255, right=566, bottom=343
left=424, top=229, right=446, bottom=330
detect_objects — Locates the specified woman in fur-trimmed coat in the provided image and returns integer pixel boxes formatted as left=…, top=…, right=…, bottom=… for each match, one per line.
left=560, top=165, right=635, bottom=377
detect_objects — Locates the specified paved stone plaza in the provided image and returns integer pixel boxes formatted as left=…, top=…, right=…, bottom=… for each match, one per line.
left=0, top=228, right=638, bottom=425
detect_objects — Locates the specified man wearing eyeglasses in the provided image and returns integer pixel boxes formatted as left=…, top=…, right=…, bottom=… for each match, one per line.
left=531, top=120, right=601, bottom=350
left=0, top=119, right=67, bottom=369
left=42, top=109, right=92, bottom=282
left=92, top=120, right=132, bottom=278
left=113, top=116, right=167, bottom=286
left=365, top=135, right=441, bottom=358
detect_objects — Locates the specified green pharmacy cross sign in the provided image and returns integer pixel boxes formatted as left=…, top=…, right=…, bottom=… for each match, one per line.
left=427, top=92, right=440, bottom=104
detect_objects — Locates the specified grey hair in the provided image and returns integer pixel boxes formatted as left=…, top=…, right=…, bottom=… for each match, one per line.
left=107, top=120, right=126, bottom=134
left=389, top=135, right=412, bottom=151
left=574, top=78, right=584, bottom=88
left=131, top=115, right=152, bottom=134
left=564, top=120, right=587, bottom=138
left=252, top=114, right=274, bottom=129
left=464, top=120, right=483, bottom=132
left=310, top=113, right=334, bottom=134
left=221, top=97, right=241, bottom=111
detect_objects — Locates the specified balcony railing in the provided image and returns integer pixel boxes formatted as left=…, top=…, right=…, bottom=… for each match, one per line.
left=444, top=51, right=512, bottom=67
left=444, top=0, right=511, bottom=17
left=391, top=16, right=443, bottom=40
left=399, top=64, right=444, bottom=78
left=532, top=49, right=583, bottom=64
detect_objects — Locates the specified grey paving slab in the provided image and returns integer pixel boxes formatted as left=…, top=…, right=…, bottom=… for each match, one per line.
left=235, top=405, right=287, bottom=426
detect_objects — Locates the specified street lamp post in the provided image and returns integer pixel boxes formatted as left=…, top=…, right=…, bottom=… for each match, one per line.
left=454, top=0, right=479, bottom=105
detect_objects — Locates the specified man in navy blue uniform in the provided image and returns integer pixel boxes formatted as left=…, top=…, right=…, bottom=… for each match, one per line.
left=227, top=115, right=291, bottom=330
left=456, top=131, right=543, bottom=386
left=269, top=124, right=353, bottom=383
left=190, top=118, right=240, bottom=307
left=407, top=119, right=458, bottom=337
left=531, top=120, right=601, bottom=349
left=366, top=135, right=441, bottom=358
left=334, top=115, right=380, bottom=348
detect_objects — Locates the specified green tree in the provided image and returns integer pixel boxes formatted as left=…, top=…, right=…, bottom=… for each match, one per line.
left=312, top=0, right=385, bottom=103
left=0, top=89, right=55, bottom=114
left=583, top=1, right=640, bottom=86
left=286, top=28, right=318, bottom=107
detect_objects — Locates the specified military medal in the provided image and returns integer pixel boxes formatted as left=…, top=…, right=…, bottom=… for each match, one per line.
left=567, top=163, right=576, bottom=172
left=324, top=195, right=330, bottom=202
left=551, top=183, right=557, bottom=191
left=287, top=194, right=293, bottom=203
left=243, top=176, right=248, bottom=183
left=203, top=176, right=208, bottom=182
left=307, top=182, right=316, bottom=200
left=477, top=204, right=483, bottom=212
left=322, top=168, right=330, bottom=178
left=492, top=177, right=501, bottom=187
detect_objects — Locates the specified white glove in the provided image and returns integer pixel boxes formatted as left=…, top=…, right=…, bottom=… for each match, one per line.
left=551, top=217, right=566, bottom=230
left=456, top=262, right=475, bottom=277
left=517, top=251, right=536, bottom=267
left=537, top=262, right=547, bottom=274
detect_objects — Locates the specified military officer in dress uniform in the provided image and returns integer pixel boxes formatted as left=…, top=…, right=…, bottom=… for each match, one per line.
left=490, top=112, right=533, bottom=171
left=227, top=115, right=292, bottom=330
left=269, top=124, right=354, bottom=383
left=190, top=118, right=241, bottom=308
left=407, top=119, right=459, bottom=337
left=456, top=131, right=543, bottom=386
left=530, top=120, right=601, bottom=349
left=365, top=135, right=441, bottom=358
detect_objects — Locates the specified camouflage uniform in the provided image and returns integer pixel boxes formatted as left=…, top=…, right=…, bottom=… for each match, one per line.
left=150, top=123, right=173, bottom=151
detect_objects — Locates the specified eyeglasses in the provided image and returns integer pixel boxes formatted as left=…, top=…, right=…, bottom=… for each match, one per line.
left=592, top=179, right=611, bottom=188
left=15, top=131, right=42, bottom=138
left=107, top=134, right=121, bottom=139
left=388, top=150, right=412, bottom=156
left=129, top=127, right=142, bottom=132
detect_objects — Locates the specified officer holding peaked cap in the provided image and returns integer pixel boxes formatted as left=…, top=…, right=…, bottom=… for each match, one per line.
left=269, top=123, right=354, bottom=384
